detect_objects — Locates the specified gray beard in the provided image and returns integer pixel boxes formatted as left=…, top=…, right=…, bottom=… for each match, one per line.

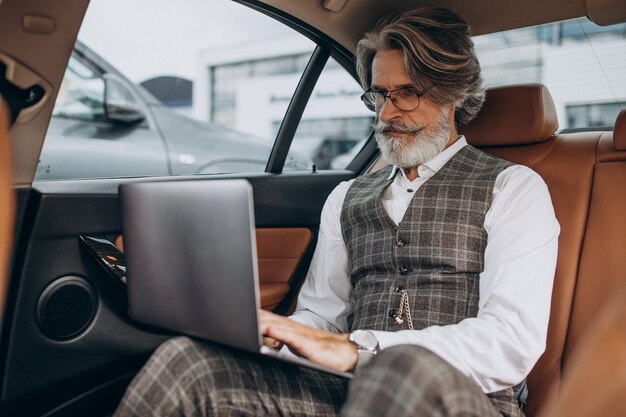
left=373, top=109, right=451, bottom=169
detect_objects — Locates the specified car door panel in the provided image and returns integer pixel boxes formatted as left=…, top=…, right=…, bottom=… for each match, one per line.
left=0, top=170, right=354, bottom=417
left=256, top=228, right=313, bottom=310
left=114, top=227, right=314, bottom=311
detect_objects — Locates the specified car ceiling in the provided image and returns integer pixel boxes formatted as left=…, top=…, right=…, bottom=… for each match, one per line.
left=259, top=0, right=626, bottom=51
left=1, top=0, right=625, bottom=187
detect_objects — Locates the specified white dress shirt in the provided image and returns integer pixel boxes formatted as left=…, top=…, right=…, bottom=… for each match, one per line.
left=289, top=136, right=560, bottom=394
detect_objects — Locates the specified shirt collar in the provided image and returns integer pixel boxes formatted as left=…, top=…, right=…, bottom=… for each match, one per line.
left=387, top=136, right=468, bottom=181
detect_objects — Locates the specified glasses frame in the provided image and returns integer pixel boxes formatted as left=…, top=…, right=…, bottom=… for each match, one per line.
left=360, top=86, right=429, bottom=113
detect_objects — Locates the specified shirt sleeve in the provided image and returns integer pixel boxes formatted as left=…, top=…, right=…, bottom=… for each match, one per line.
left=289, top=180, right=354, bottom=332
left=369, top=165, right=560, bottom=393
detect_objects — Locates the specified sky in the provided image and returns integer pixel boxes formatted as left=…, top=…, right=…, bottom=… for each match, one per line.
left=78, top=0, right=293, bottom=83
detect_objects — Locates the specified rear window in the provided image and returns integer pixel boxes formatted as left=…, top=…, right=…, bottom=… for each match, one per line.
left=474, top=18, right=626, bottom=130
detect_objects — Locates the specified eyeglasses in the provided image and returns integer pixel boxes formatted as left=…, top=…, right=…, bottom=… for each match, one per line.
left=360, top=87, right=427, bottom=112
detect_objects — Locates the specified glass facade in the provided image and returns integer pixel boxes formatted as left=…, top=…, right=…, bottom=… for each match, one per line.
left=211, top=53, right=311, bottom=126
left=567, top=101, right=626, bottom=128
left=474, top=19, right=626, bottom=128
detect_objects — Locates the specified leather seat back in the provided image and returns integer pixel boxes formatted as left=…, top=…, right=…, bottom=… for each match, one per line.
left=537, top=109, right=626, bottom=416
left=562, top=109, right=626, bottom=368
left=537, top=269, right=626, bottom=417
left=461, top=85, right=625, bottom=416
left=540, top=110, right=626, bottom=417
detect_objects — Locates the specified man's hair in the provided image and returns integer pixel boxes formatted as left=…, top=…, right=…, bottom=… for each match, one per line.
left=356, top=7, right=484, bottom=127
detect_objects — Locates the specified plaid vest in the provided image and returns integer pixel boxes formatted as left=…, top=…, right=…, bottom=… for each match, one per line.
left=340, top=145, right=523, bottom=417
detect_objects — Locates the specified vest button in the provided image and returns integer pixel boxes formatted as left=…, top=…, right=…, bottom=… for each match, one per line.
left=388, top=309, right=397, bottom=317
left=399, top=267, right=408, bottom=274
left=396, top=239, right=405, bottom=247
left=395, top=286, right=404, bottom=293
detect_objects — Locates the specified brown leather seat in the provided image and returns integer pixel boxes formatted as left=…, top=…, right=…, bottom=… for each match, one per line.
left=0, top=97, right=15, bottom=326
left=461, top=86, right=626, bottom=416
left=536, top=109, right=626, bottom=417
left=537, top=279, right=626, bottom=417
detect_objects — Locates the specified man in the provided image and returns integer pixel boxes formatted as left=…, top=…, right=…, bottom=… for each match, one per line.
left=114, top=7, right=559, bottom=417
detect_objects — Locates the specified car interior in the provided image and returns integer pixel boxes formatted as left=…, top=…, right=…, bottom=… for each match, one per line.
left=1, top=98, right=14, bottom=335
left=0, top=0, right=625, bottom=416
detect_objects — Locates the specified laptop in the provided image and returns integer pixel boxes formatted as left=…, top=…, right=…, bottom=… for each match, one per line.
left=120, top=179, right=353, bottom=379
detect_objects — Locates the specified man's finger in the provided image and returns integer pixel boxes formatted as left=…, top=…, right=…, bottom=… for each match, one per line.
left=262, top=336, right=283, bottom=350
left=265, top=325, right=314, bottom=357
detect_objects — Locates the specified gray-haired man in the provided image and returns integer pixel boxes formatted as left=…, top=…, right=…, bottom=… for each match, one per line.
left=114, top=7, right=558, bottom=417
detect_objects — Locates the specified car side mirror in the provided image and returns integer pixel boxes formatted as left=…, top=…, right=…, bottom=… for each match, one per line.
left=103, top=73, right=146, bottom=125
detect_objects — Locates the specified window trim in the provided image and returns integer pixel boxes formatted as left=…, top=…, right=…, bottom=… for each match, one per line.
left=266, top=46, right=330, bottom=173
left=237, top=0, right=375, bottom=174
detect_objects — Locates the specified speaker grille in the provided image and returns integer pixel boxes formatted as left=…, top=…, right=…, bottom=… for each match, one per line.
left=37, top=276, right=97, bottom=340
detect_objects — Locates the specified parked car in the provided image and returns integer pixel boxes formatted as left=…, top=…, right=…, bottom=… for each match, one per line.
left=0, top=0, right=624, bottom=417
left=37, top=41, right=309, bottom=180
left=330, top=138, right=368, bottom=169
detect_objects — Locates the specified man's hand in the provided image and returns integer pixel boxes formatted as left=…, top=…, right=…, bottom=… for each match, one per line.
left=262, top=336, right=283, bottom=350
left=259, top=310, right=358, bottom=372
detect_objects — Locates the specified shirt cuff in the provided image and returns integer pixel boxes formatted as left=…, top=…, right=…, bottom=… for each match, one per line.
left=369, top=330, right=415, bottom=350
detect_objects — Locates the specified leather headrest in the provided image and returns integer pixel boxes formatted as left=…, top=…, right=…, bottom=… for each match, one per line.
left=614, top=109, right=626, bottom=151
left=461, top=84, right=559, bottom=146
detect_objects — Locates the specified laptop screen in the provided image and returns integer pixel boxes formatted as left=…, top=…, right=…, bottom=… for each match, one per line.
left=120, top=179, right=263, bottom=352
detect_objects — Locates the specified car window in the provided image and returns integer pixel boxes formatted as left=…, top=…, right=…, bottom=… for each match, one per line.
left=202, top=38, right=315, bottom=172
left=474, top=18, right=626, bottom=130
left=53, top=55, right=106, bottom=121
left=38, top=6, right=625, bottom=181
left=285, top=57, right=374, bottom=172
left=36, top=0, right=316, bottom=181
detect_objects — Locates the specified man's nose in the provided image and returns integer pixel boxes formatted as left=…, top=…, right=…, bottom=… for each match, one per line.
left=377, top=98, right=402, bottom=122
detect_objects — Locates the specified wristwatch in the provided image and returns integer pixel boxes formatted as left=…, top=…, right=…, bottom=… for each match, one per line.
left=348, top=330, right=380, bottom=370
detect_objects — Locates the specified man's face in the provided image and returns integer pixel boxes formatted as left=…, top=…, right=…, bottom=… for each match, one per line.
left=370, top=49, right=457, bottom=168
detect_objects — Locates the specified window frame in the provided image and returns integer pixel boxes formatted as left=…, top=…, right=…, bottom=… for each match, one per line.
left=235, top=0, right=374, bottom=175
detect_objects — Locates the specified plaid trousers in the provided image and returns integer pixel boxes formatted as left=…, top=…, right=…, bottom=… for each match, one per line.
left=114, top=336, right=348, bottom=417
left=114, top=337, right=506, bottom=417
left=343, top=345, right=504, bottom=417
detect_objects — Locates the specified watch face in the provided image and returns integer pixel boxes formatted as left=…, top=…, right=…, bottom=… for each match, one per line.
left=351, top=330, right=378, bottom=351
